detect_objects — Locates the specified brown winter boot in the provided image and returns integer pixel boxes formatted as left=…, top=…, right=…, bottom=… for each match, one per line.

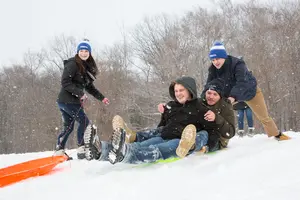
left=176, top=124, right=196, bottom=158
left=275, top=132, right=291, bottom=141
left=112, top=115, right=136, bottom=143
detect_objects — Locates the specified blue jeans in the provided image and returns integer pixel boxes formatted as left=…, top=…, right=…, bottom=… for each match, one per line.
left=122, top=136, right=180, bottom=164
left=135, top=127, right=162, bottom=142
left=98, top=136, right=177, bottom=163
left=124, top=130, right=209, bottom=163
left=57, top=102, right=89, bottom=148
left=237, top=108, right=254, bottom=130
left=193, top=130, right=209, bottom=151
left=98, top=129, right=209, bottom=164
left=194, top=131, right=220, bottom=152
left=98, top=128, right=164, bottom=162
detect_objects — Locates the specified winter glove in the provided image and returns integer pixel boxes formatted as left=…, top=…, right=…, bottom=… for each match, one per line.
left=80, top=94, right=88, bottom=105
left=102, top=98, right=110, bottom=105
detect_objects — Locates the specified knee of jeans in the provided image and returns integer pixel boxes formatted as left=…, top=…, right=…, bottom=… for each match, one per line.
left=63, top=123, right=74, bottom=132
left=197, top=131, right=208, bottom=140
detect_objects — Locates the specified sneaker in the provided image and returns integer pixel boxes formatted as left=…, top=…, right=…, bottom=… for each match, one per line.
left=108, top=128, right=126, bottom=164
left=237, top=130, right=245, bottom=137
left=275, top=132, right=291, bottom=141
left=112, top=115, right=136, bottom=143
left=77, top=146, right=86, bottom=159
left=84, top=124, right=101, bottom=160
left=176, top=124, right=196, bottom=158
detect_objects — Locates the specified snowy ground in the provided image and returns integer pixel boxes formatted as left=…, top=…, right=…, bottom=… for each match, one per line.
left=0, top=131, right=299, bottom=200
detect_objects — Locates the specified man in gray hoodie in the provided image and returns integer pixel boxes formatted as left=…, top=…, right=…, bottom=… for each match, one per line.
left=84, top=76, right=232, bottom=164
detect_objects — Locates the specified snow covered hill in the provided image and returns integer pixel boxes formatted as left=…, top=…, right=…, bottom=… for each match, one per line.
left=0, top=131, right=299, bottom=200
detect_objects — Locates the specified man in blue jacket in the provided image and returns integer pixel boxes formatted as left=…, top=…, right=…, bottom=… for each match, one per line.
left=204, top=41, right=290, bottom=141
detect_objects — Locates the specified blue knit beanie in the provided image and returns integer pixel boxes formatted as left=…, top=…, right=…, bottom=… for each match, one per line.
left=77, top=39, right=92, bottom=53
left=209, top=41, right=227, bottom=60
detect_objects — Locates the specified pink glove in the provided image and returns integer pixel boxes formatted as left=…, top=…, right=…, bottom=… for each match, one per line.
left=102, top=98, right=110, bottom=105
left=80, top=94, right=88, bottom=105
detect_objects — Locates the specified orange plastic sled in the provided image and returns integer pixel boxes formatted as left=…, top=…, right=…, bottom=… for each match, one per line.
left=0, top=155, right=68, bottom=187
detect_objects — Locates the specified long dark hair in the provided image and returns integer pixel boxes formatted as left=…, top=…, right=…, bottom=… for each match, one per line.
left=75, top=54, right=99, bottom=76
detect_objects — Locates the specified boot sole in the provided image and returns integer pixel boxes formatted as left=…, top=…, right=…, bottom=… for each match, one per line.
left=109, top=128, right=126, bottom=164
left=84, top=125, right=93, bottom=160
left=84, top=125, right=100, bottom=160
left=176, top=125, right=196, bottom=158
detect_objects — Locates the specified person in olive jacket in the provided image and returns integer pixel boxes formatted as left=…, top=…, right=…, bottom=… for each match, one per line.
left=55, top=39, right=109, bottom=159
left=203, top=41, right=290, bottom=141
left=199, top=78, right=236, bottom=152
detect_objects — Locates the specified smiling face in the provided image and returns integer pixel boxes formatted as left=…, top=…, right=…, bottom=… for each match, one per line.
left=78, top=49, right=90, bottom=61
left=174, top=83, right=192, bottom=104
left=211, top=58, right=226, bottom=69
left=205, top=89, right=221, bottom=106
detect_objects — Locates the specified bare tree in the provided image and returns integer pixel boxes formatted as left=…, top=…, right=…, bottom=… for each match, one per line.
left=44, top=34, right=77, bottom=73
left=1, top=0, right=299, bottom=154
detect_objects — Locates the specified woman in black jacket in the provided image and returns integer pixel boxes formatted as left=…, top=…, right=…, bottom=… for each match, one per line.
left=55, top=39, right=109, bottom=159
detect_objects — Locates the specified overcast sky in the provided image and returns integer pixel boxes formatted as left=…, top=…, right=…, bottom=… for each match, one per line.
left=0, top=0, right=260, bottom=66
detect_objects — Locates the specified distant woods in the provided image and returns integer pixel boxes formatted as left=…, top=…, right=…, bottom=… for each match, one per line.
left=1, top=0, right=299, bottom=154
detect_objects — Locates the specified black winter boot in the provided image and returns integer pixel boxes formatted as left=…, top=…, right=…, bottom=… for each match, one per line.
left=108, top=128, right=126, bottom=164
left=84, top=124, right=101, bottom=160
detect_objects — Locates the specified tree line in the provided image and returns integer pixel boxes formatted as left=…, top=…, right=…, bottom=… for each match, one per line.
left=1, top=0, right=299, bottom=154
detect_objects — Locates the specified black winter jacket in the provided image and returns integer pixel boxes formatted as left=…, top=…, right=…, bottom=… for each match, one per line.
left=57, top=57, right=105, bottom=104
